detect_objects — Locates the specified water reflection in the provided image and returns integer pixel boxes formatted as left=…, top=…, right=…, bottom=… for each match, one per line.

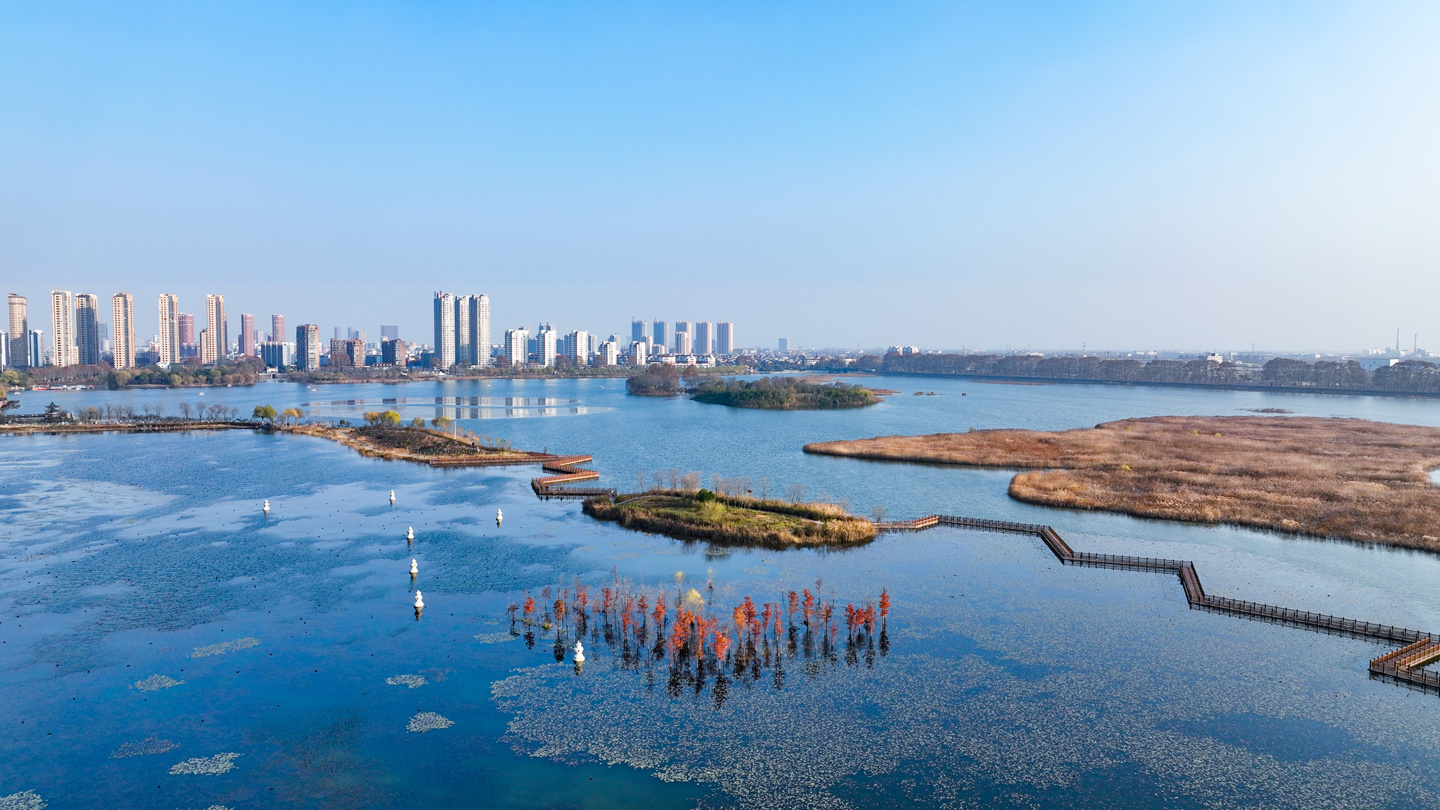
left=299, top=395, right=604, bottom=420
left=505, top=580, right=891, bottom=710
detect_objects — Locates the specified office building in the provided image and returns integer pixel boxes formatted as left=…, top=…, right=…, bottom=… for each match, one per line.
left=49, top=291, right=76, bottom=368
left=271, top=314, right=285, bottom=344
left=433, top=292, right=456, bottom=370
left=7, top=294, right=27, bottom=369
left=778, top=338, right=789, bottom=352
left=111, top=293, right=135, bottom=369
left=295, top=324, right=321, bottom=371
left=240, top=314, right=256, bottom=356
left=503, top=327, right=529, bottom=368
left=74, top=294, right=101, bottom=366
left=202, top=294, right=226, bottom=364
left=693, top=322, right=713, bottom=356
left=652, top=319, right=668, bottom=351
left=381, top=338, right=408, bottom=366
left=716, top=322, right=735, bottom=355
left=381, top=325, right=399, bottom=341
left=158, top=295, right=181, bottom=366
left=27, top=330, right=42, bottom=368
left=259, top=341, right=293, bottom=369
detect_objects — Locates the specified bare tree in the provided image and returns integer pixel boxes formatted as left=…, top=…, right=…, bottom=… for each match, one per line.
left=871, top=504, right=887, bottom=522
left=179, top=402, right=192, bottom=420
left=652, top=470, right=665, bottom=491
left=759, top=478, right=771, bottom=500
left=635, top=470, right=647, bottom=492
left=153, top=403, right=165, bottom=419
left=734, top=476, right=752, bottom=496
left=787, top=484, right=806, bottom=504
left=668, top=468, right=680, bottom=490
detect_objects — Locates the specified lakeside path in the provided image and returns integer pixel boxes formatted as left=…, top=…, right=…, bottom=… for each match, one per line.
left=805, top=415, right=1440, bottom=552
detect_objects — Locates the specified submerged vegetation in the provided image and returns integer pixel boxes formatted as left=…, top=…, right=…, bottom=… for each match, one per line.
left=806, top=415, right=1440, bottom=550
left=505, top=575, right=891, bottom=708
left=583, top=490, right=878, bottom=546
left=691, top=377, right=879, bottom=410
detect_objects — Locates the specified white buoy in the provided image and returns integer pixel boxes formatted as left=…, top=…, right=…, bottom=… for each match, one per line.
left=262, top=499, right=270, bottom=514
left=414, top=590, right=424, bottom=609
left=496, top=508, right=503, bottom=526
left=573, top=640, right=585, bottom=663
left=406, top=526, right=415, bottom=541
left=389, top=490, right=396, bottom=505
left=410, top=558, right=418, bottom=576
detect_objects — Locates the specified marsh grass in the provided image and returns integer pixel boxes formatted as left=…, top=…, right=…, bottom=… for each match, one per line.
left=805, top=415, right=1440, bottom=550
left=584, top=491, right=877, bottom=547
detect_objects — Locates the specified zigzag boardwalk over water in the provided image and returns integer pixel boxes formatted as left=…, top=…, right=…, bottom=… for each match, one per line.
left=530, top=455, right=617, bottom=500
left=878, top=514, right=1440, bottom=693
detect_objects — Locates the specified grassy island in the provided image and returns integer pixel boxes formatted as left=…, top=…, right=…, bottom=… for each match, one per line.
left=285, top=423, right=541, bottom=465
left=690, top=377, right=879, bottom=410
left=583, top=490, right=878, bottom=547
left=805, top=415, right=1440, bottom=550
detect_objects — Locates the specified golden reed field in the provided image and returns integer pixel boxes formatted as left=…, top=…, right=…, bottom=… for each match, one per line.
left=806, top=416, right=1440, bottom=550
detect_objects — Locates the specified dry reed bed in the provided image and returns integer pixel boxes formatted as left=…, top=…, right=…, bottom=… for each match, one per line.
left=284, top=424, right=536, bottom=464
left=805, top=416, right=1440, bottom=551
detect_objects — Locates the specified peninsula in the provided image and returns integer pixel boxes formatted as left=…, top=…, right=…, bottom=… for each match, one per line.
left=804, top=415, right=1440, bottom=551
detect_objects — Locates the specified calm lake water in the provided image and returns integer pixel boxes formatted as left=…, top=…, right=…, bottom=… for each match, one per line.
left=4, top=376, right=1440, bottom=808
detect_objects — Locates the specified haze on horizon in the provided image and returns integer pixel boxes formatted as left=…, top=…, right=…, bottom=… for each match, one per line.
left=2, top=1, right=1437, bottom=354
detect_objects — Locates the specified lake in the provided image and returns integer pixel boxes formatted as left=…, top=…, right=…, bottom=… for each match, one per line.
left=3, top=375, right=1440, bottom=808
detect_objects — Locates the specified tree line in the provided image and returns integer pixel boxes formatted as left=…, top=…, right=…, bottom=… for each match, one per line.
left=855, top=353, right=1440, bottom=394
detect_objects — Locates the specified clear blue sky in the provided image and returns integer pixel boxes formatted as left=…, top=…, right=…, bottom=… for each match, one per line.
left=2, top=1, right=1437, bottom=352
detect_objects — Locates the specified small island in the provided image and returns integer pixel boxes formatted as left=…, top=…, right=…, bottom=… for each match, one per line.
left=691, top=378, right=879, bottom=410
left=805, top=415, right=1440, bottom=551
left=583, top=489, right=877, bottom=547
left=625, top=368, right=881, bottom=410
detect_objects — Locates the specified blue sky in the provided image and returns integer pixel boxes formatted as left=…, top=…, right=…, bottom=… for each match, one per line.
left=2, top=1, right=1437, bottom=352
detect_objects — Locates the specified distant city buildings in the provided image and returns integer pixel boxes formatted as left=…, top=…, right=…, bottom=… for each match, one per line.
left=158, top=294, right=180, bottom=366
left=381, top=325, right=399, bottom=341
left=295, top=324, right=321, bottom=371
left=694, top=321, right=713, bottom=355
left=260, top=340, right=293, bottom=369
left=329, top=337, right=363, bottom=368
left=653, top=319, right=668, bottom=351
left=536, top=325, right=557, bottom=367
left=504, top=327, right=529, bottom=368
left=778, top=337, right=789, bottom=352
left=381, top=338, right=407, bottom=366
left=50, top=291, right=77, bottom=368
left=111, top=293, right=135, bottom=369
left=74, top=293, right=101, bottom=365
left=717, top=322, right=735, bottom=355
left=271, top=314, right=285, bottom=344
left=6, top=294, right=27, bottom=369
left=240, top=313, right=257, bottom=356
left=201, top=294, right=226, bottom=365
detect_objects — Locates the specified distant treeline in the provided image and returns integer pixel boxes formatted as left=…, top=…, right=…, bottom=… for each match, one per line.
left=859, top=353, right=1440, bottom=395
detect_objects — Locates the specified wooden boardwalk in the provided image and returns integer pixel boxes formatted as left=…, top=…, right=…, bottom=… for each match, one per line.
left=878, top=514, right=1440, bottom=693
left=530, top=455, right=617, bottom=500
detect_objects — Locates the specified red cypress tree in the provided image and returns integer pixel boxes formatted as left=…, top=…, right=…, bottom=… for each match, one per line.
left=879, top=589, right=890, bottom=619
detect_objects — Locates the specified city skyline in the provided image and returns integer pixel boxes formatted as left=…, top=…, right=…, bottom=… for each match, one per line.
left=2, top=3, right=1437, bottom=352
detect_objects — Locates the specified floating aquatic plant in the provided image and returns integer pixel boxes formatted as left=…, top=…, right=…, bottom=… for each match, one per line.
left=131, top=674, right=184, bottom=692
left=407, top=712, right=454, bottom=733
left=386, top=674, right=427, bottom=689
left=169, top=753, right=241, bottom=775
left=189, top=637, right=260, bottom=658
left=110, top=737, right=179, bottom=758
left=472, top=632, right=514, bottom=644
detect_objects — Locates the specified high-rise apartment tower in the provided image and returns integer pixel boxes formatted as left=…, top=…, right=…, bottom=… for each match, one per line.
left=295, top=324, right=321, bottom=371
left=240, top=314, right=256, bottom=356
left=111, top=293, right=136, bottom=369
left=202, top=295, right=227, bottom=364
left=158, top=294, right=180, bottom=366
left=432, top=292, right=456, bottom=370
left=694, top=322, right=713, bottom=356
left=6, top=294, right=27, bottom=369
left=74, top=294, right=101, bottom=366
left=50, top=290, right=76, bottom=367
left=716, top=322, right=735, bottom=355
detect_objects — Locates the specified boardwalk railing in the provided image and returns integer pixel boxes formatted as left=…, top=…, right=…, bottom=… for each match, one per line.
left=876, top=512, right=1440, bottom=694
